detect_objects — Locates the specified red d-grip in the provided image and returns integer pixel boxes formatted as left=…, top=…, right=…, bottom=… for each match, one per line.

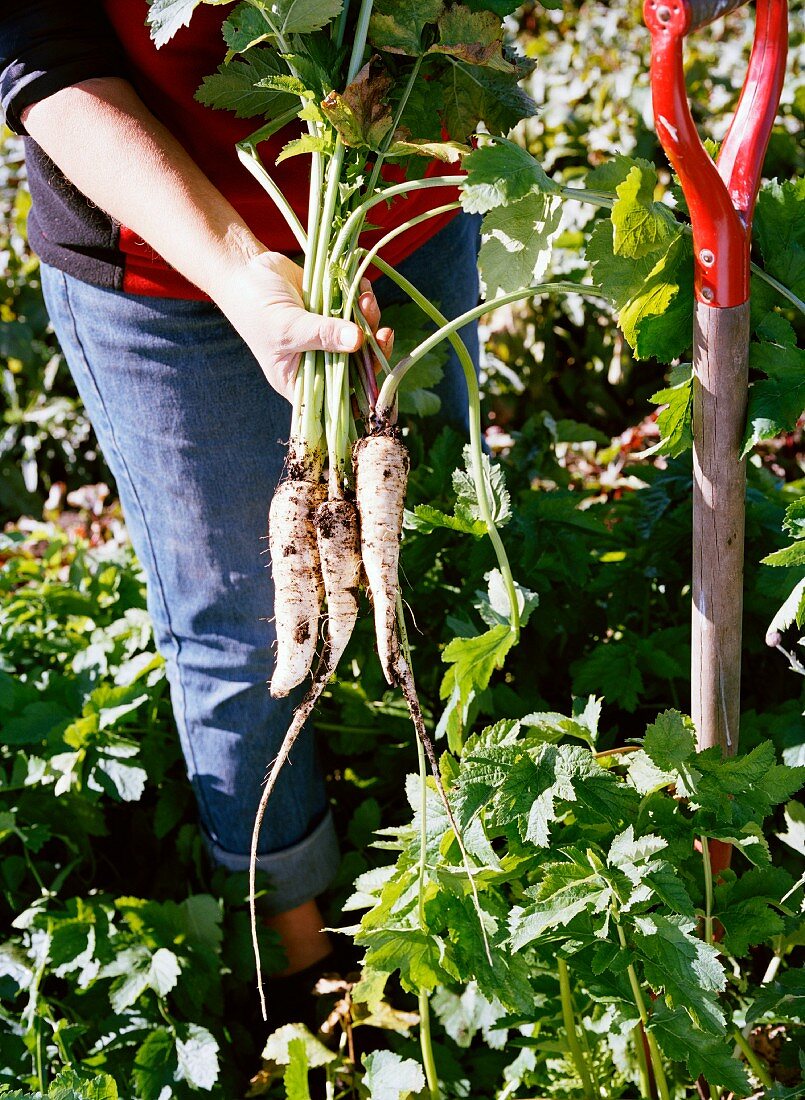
left=644, top=0, right=788, bottom=306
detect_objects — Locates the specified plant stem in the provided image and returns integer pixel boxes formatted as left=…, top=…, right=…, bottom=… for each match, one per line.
left=346, top=0, right=375, bottom=80
left=557, top=958, right=598, bottom=1098
left=732, top=1027, right=772, bottom=1089
left=416, top=694, right=439, bottom=1099
left=372, top=255, right=522, bottom=638
left=329, top=175, right=466, bottom=271
left=701, top=835, right=714, bottom=946
left=619, top=946, right=670, bottom=1099
left=749, top=261, right=805, bottom=314
left=342, top=202, right=462, bottom=319
left=375, top=280, right=611, bottom=413
left=235, top=146, right=307, bottom=250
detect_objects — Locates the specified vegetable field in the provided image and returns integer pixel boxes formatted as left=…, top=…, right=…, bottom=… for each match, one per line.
left=1, top=1, right=804, bottom=1098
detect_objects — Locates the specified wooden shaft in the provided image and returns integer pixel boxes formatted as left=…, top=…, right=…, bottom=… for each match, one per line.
left=691, top=299, right=750, bottom=757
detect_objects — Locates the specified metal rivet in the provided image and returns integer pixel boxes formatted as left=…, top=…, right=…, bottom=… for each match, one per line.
left=701, top=287, right=714, bottom=303
left=656, top=5, right=672, bottom=20
left=699, top=249, right=715, bottom=266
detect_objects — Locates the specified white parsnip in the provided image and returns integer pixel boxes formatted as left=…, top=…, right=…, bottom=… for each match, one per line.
left=268, top=478, right=325, bottom=698
left=354, top=431, right=410, bottom=684
left=316, top=497, right=362, bottom=673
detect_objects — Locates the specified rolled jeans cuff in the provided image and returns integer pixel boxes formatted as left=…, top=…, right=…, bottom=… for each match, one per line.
left=202, top=810, right=340, bottom=915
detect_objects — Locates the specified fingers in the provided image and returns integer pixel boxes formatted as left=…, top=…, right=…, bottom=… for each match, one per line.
left=358, top=278, right=381, bottom=331
left=280, top=308, right=363, bottom=355
left=375, top=325, right=394, bottom=367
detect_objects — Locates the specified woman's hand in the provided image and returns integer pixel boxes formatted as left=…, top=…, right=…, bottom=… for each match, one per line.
left=214, top=249, right=393, bottom=401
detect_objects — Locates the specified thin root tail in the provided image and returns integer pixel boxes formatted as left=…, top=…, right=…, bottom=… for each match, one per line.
left=250, top=652, right=334, bottom=1021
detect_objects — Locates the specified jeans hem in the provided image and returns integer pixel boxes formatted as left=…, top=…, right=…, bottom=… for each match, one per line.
left=202, top=809, right=340, bottom=915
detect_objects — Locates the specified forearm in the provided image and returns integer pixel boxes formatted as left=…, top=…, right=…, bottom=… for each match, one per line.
left=21, top=76, right=262, bottom=303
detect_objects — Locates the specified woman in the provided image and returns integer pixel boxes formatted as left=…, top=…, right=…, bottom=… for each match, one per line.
left=0, top=0, right=480, bottom=1019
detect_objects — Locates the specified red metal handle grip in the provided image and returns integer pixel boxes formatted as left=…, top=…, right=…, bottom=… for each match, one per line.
left=644, top=0, right=788, bottom=307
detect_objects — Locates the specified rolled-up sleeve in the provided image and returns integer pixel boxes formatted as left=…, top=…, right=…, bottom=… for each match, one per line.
left=0, top=0, right=128, bottom=134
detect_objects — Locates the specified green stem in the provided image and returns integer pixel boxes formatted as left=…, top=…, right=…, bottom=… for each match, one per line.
left=35, top=1019, right=46, bottom=1092
left=342, top=201, right=462, bottom=319
left=751, top=262, right=805, bottom=314
left=557, top=958, right=598, bottom=1098
left=235, top=146, right=307, bottom=250
left=329, top=175, right=466, bottom=273
left=732, top=1028, right=772, bottom=1089
left=346, top=0, right=375, bottom=80
left=310, top=139, right=345, bottom=313
left=701, top=835, right=714, bottom=947
left=375, top=280, right=611, bottom=413
left=415, top=686, right=440, bottom=1099
left=372, top=255, right=521, bottom=638
left=621, top=952, right=670, bottom=1099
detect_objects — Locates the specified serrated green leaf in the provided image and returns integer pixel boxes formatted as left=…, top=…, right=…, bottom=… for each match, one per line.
left=429, top=5, right=513, bottom=71
left=478, top=191, right=562, bottom=298
left=586, top=220, right=656, bottom=311
left=362, top=928, right=458, bottom=993
left=763, top=542, right=805, bottom=567
left=284, top=1038, right=311, bottom=1100
left=132, top=1029, right=176, bottom=1100
left=195, top=50, right=297, bottom=119
left=754, top=178, right=805, bottom=300
left=649, top=1002, right=751, bottom=1094
left=647, top=365, right=693, bottom=458
left=631, top=913, right=726, bottom=1033
left=461, top=138, right=557, bottom=215
left=439, top=59, right=538, bottom=142
left=508, top=853, right=610, bottom=949
left=611, top=163, right=677, bottom=259
left=571, top=640, right=644, bottom=712
left=586, top=154, right=656, bottom=194
left=746, top=969, right=805, bottom=1025
left=643, top=710, right=698, bottom=777
left=175, top=1025, right=219, bottom=1090
left=48, top=1070, right=119, bottom=1100
left=453, top=445, right=511, bottom=527
left=222, top=3, right=273, bottom=54
left=321, top=57, right=394, bottom=149
left=102, top=945, right=180, bottom=1012
left=146, top=0, right=223, bottom=48
left=783, top=499, right=805, bottom=540
left=368, top=0, right=444, bottom=54
left=362, top=1050, right=427, bottom=1100
left=406, top=503, right=486, bottom=537
left=475, top=569, right=538, bottom=629
left=620, top=234, right=694, bottom=363
left=441, top=625, right=516, bottom=704
left=266, top=0, right=343, bottom=36
left=276, top=133, right=333, bottom=164
left=742, top=340, right=805, bottom=455
left=262, top=1024, right=336, bottom=1066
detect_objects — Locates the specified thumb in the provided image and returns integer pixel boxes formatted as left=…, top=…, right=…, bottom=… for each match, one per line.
left=282, top=308, right=363, bottom=354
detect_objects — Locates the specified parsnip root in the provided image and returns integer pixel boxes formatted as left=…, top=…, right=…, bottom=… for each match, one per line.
left=354, top=431, right=410, bottom=684
left=315, top=497, right=362, bottom=673
left=269, top=479, right=325, bottom=698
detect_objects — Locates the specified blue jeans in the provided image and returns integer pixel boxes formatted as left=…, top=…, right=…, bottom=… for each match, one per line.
left=41, top=212, right=480, bottom=913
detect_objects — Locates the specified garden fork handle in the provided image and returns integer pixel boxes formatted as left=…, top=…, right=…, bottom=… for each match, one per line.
left=644, top=0, right=788, bottom=756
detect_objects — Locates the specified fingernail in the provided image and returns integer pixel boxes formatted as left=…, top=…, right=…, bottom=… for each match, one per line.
left=339, top=325, right=357, bottom=349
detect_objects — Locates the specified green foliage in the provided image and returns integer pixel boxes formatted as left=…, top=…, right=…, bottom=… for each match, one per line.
left=4, top=1, right=805, bottom=1097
